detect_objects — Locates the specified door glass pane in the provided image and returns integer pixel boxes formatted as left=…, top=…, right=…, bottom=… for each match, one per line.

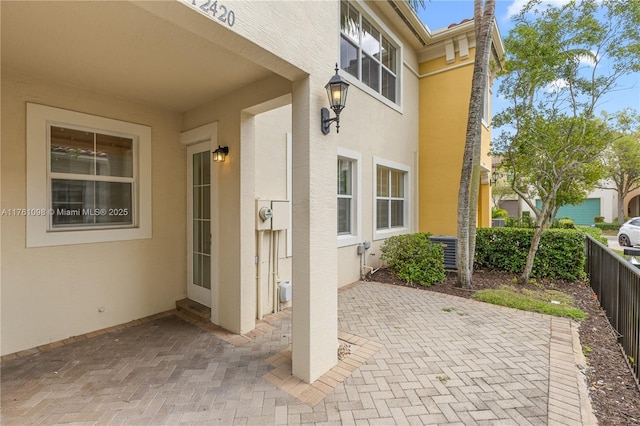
left=202, top=152, right=210, bottom=185
left=202, top=254, right=211, bottom=290
left=193, top=255, right=201, bottom=286
left=193, top=220, right=200, bottom=252
left=193, top=188, right=200, bottom=219
left=203, top=220, right=211, bottom=255
left=191, top=149, right=211, bottom=290
left=202, top=186, right=210, bottom=220
left=193, top=153, right=202, bottom=186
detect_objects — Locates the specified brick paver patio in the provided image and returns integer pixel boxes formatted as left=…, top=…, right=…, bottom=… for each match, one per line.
left=1, top=281, right=596, bottom=425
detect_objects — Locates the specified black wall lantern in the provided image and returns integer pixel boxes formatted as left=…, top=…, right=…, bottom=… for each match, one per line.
left=321, top=64, right=350, bottom=135
left=212, top=145, right=229, bottom=163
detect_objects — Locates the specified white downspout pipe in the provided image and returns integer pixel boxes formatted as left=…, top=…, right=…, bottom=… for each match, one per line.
left=256, top=230, right=264, bottom=320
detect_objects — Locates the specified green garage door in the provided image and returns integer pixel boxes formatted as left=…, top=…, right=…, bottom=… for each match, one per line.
left=536, top=198, right=601, bottom=225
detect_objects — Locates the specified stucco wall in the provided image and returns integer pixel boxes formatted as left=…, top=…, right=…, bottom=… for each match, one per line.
left=418, top=48, right=492, bottom=236
left=0, top=72, right=186, bottom=356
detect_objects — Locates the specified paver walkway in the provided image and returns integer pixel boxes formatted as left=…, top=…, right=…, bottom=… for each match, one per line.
left=1, top=281, right=595, bottom=425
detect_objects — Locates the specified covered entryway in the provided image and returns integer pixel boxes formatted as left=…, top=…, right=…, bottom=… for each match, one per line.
left=3, top=0, right=339, bottom=383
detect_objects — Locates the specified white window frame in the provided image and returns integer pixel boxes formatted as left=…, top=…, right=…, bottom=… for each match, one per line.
left=373, top=157, right=410, bottom=241
left=482, top=85, right=491, bottom=127
left=337, top=147, right=361, bottom=247
left=339, top=0, right=404, bottom=112
left=26, top=103, right=152, bottom=247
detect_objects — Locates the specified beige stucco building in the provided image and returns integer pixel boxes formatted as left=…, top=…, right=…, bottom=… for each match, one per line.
left=1, top=0, right=501, bottom=383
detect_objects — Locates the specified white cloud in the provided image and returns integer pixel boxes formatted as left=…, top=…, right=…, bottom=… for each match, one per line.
left=577, top=50, right=600, bottom=67
left=545, top=78, right=569, bottom=93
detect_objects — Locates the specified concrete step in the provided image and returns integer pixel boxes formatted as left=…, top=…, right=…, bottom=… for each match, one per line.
left=175, top=298, right=210, bottom=322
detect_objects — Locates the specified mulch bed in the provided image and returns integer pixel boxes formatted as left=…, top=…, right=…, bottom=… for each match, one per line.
left=369, top=268, right=640, bottom=425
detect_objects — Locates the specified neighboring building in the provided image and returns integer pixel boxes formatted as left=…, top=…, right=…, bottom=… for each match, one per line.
left=504, top=185, right=618, bottom=225
left=418, top=20, right=504, bottom=236
left=626, top=189, right=640, bottom=218
left=1, top=1, right=501, bottom=382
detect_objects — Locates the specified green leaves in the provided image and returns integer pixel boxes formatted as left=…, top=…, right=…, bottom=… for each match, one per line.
left=474, top=228, right=587, bottom=281
left=380, top=233, right=445, bottom=286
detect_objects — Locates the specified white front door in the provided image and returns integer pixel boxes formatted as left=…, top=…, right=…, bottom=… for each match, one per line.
left=187, top=142, right=212, bottom=307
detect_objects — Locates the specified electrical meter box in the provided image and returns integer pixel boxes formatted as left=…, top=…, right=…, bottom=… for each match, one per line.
left=256, top=199, right=272, bottom=231
left=271, top=200, right=290, bottom=231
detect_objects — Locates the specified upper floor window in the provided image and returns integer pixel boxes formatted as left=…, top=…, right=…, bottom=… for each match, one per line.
left=340, top=0, right=398, bottom=103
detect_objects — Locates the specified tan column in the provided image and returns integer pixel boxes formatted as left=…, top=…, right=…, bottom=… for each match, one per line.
left=291, top=77, right=338, bottom=383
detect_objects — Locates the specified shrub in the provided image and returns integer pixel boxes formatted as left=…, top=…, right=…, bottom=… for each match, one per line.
left=594, top=222, right=620, bottom=231
left=576, top=225, right=608, bottom=245
left=380, top=233, right=445, bottom=286
left=553, top=218, right=575, bottom=229
left=492, top=208, right=509, bottom=219
left=506, top=211, right=535, bottom=228
left=475, top=227, right=586, bottom=281
left=594, top=216, right=605, bottom=223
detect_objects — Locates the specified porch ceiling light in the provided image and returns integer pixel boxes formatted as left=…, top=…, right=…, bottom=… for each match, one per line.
left=321, top=64, right=350, bottom=135
left=212, top=145, right=229, bottom=163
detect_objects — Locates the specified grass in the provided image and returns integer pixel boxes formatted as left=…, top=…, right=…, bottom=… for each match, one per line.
left=472, top=285, right=587, bottom=320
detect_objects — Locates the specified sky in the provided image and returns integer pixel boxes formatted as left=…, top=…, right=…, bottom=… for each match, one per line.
left=415, top=0, right=640, bottom=118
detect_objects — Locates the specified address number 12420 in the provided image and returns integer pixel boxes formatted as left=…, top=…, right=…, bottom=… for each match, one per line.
left=192, top=0, right=236, bottom=27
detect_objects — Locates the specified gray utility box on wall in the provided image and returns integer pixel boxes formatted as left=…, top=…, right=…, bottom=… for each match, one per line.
left=428, top=236, right=458, bottom=270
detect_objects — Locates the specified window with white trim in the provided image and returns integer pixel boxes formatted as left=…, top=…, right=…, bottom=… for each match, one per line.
left=340, top=0, right=399, bottom=103
left=49, top=125, right=135, bottom=229
left=337, top=148, right=361, bottom=247
left=373, top=158, right=410, bottom=239
left=26, top=103, right=152, bottom=247
left=482, top=85, right=490, bottom=126
left=338, top=157, right=354, bottom=235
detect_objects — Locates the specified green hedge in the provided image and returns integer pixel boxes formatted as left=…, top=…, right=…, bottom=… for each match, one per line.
left=475, top=228, right=586, bottom=281
left=576, top=225, right=608, bottom=245
left=594, top=222, right=620, bottom=231
left=380, top=233, right=445, bottom=286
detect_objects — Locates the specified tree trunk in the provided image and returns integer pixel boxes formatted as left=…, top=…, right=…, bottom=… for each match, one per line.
left=618, top=189, right=626, bottom=224
left=519, top=202, right=550, bottom=283
left=456, top=0, right=496, bottom=287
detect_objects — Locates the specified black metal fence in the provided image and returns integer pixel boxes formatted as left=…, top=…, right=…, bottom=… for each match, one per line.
left=585, top=235, right=640, bottom=388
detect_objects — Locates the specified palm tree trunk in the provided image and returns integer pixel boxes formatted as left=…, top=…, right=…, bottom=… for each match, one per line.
left=457, top=0, right=496, bottom=287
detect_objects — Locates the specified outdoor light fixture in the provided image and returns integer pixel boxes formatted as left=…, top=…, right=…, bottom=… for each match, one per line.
left=212, top=145, right=229, bottom=163
left=491, top=170, right=500, bottom=186
left=321, top=64, right=350, bottom=135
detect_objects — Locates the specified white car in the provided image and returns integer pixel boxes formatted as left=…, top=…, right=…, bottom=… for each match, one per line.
left=617, top=217, right=640, bottom=247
